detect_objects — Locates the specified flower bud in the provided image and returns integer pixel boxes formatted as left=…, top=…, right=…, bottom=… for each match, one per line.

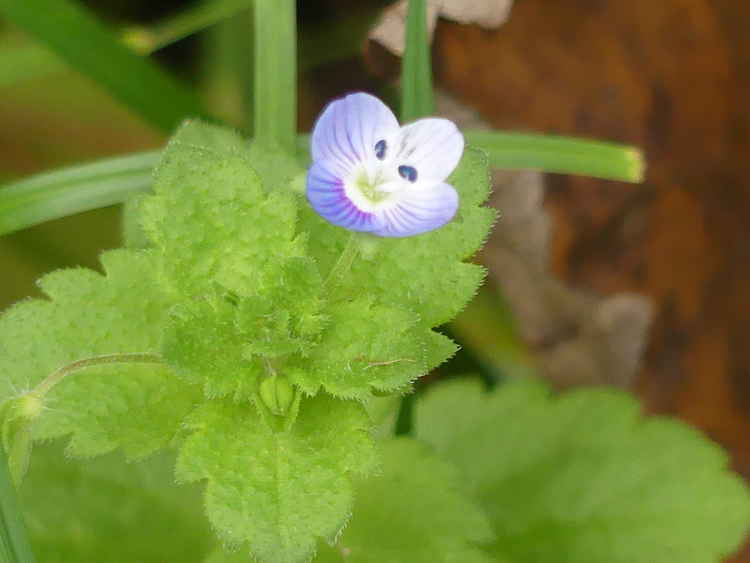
left=259, top=376, right=295, bottom=416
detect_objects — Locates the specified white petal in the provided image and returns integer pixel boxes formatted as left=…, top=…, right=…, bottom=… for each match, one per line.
left=311, top=93, right=400, bottom=171
left=372, top=182, right=459, bottom=237
left=391, top=118, right=464, bottom=183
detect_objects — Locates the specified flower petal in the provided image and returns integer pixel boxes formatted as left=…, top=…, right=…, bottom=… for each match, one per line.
left=392, top=118, right=464, bottom=183
left=306, top=160, right=382, bottom=233
left=311, top=93, right=400, bottom=171
left=372, top=182, right=459, bottom=238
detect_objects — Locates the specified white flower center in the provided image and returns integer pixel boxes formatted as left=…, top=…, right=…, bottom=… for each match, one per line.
left=344, top=161, right=408, bottom=213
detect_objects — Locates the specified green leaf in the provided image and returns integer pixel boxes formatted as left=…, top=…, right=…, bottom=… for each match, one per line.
left=176, top=394, right=377, bottom=563
left=416, top=378, right=750, bottom=563
left=301, top=146, right=495, bottom=329
left=253, top=0, right=297, bottom=152
left=286, top=297, right=437, bottom=400
left=236, top=256, right=326, bottom=359
left=400, top=0, right=433, bottom=121
left=142, top=120, right=305, bottom=298
left=466, top=130, right=644, bottom=183
left=0, top=249, right=199, bottom=459
left=0, top=41, right=63, bottom=89
left=0, top=445, right=36, bottom=563
left=23, top=440, right=212, bottom=563
left=162, top=296, right=264, bottom=402
left=247, top=142, right=305, bottom=193
left=0, top=0, right=207, bottom=131
left=0, top=151, right=158, bottom=238
left=162, top=255, right=326, bottom=401
left=315, top=438, right=494, bottom=563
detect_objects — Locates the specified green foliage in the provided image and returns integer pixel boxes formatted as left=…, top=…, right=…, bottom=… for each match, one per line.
left=0, top=249, right=199, bottom=459
left=0, top=118, right=498, bottom=563
left=416, top=378, right=750, bottom=563
left=23, top=440, right=212, bottom=563
left=315, top=439, right=494, bottom=563
left=162, top=296, right=264, bottom=402
left=287, top=298, right=430, bottom=399
left=142, top=121, right=305, bottom=298
left=299, top=146, right=495, bottom=329
left=0, top=150, right=157, bottom=237
left=238, top=256, right=325, bottom=358
left=177, top=394, right=377, bottom=563
left=0, top=0, right=206, bottom=132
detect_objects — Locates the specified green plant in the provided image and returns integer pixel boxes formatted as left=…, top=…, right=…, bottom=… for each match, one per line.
left=0, top=1, right=746, bottom=562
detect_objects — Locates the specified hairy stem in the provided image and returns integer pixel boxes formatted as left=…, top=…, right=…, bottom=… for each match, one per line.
left=324, top=233, right=360, bottom=292
left=33, top=353, right=163, bottom=398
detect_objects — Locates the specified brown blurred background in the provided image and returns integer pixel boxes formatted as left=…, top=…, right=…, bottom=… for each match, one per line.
left=2, top=0, right=750, bottom=559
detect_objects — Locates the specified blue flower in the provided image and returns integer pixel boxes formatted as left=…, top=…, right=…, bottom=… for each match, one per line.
left=307, top=92, right=464, bottom=238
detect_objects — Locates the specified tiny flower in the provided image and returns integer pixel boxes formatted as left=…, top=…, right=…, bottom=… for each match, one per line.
left=307, top=92, right=464, bottom=237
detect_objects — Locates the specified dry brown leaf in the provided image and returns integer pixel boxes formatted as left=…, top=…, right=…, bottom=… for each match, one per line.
left=435, top=92, right=653, bottom=389
left=370, top=0, right=513, bottom=56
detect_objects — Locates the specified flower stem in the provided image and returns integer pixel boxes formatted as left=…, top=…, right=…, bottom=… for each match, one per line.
left=324, top=233, right=360, bottom=292
left=0, top=446, right=36, bottom=563
left=32, top=353, right=163, bottom=398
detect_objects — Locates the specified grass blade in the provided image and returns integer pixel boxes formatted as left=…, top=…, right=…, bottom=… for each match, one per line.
left=400, top=0, right=434, bottom=121
left=123, top=0, right=253, bottom=55
left=0, top=0, right=207, bottom=132
left=466, top=130, right=645, bottom=183
left=0, top=127, right=645, bottom=239
left=0, top=152, right=159, bottom=237
left=0, top=43, right=63, bottom=89
left=397, top=0, right=435, bottom=437
left=0, top=0, right=254, bottom=89
left=0, top=447, right=36, bottom=563
left=253, top=0, right=296, bottom=152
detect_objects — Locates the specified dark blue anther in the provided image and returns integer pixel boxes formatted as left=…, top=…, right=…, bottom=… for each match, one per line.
left=398, top=165, right=418, bottom=183
left=374, top=139, right=387, bottom=160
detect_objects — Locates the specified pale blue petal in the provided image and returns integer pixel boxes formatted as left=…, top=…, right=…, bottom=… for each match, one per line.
left=394, top=118, right=464, bottom=183
left=371, top=183, right=459, bottom=238
left=311, top=93, right=400, bottom=170
left=306, top=160, right=382, bottom=233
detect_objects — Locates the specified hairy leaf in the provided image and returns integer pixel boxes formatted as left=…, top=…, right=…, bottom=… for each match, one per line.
left=177, top=394, right=377, bottom=563
left=162, top=296, right=264, bottom=402
left=162, top=256, right=326, bottom=401
left=23, top=440, right=212, bottom=563
left=286, top=297, right=431, bottom=399
left=416, top=378, right=750, bottom=563
left=142, top=120, right=305, bottom=298
left=0, top=249, right=199, bottom=459
left=315, top=438, right=494, bottom=563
